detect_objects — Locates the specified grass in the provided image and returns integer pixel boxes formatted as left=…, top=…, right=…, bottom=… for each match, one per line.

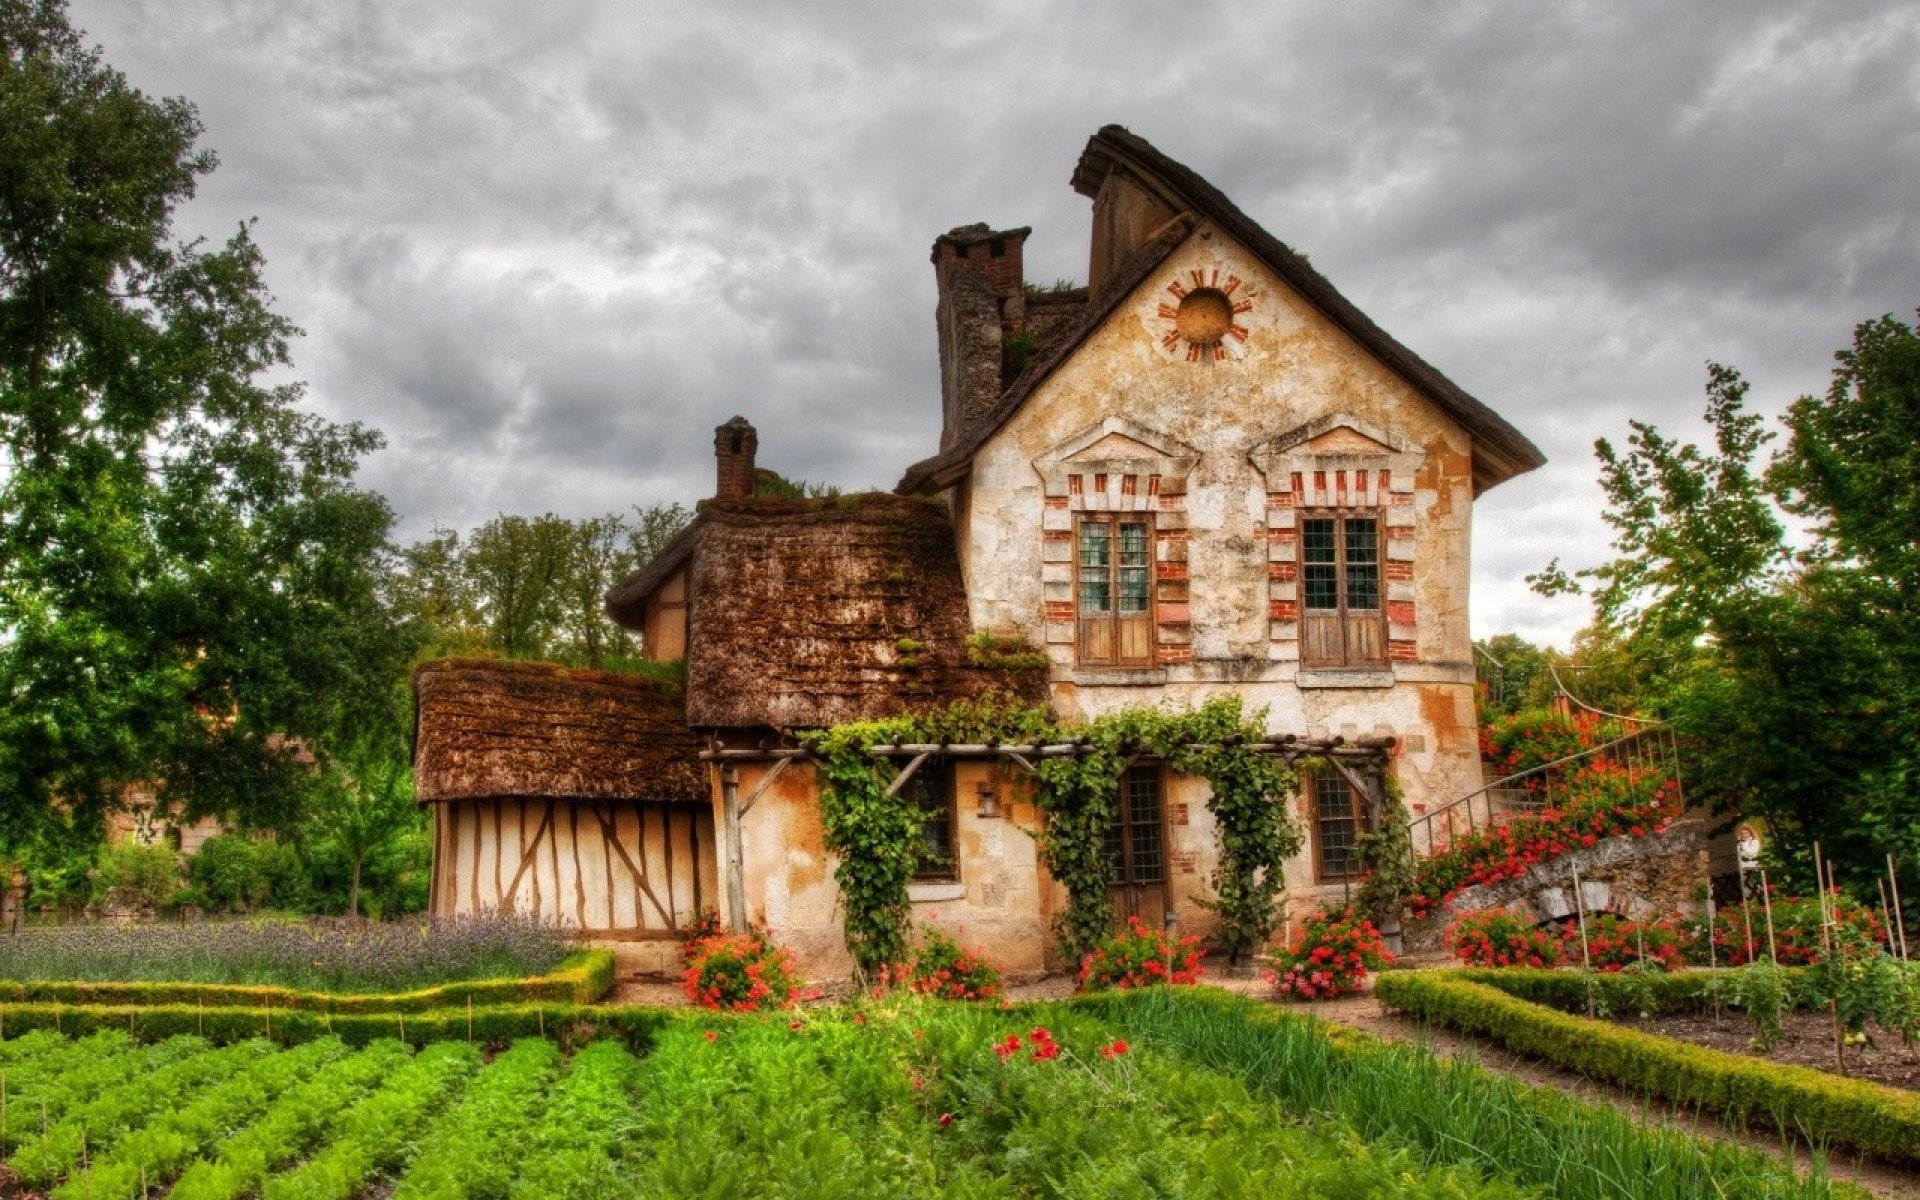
left=0, top=989, right=1863, bottom=1199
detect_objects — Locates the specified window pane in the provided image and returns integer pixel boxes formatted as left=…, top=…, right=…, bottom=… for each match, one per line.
left=1302, top=517, right=1339, bottom=610
left=1343, top=518, right=1379, bottom=611
left=1078, top=521, right=1111, bottom=615
left=909, top=766, right=957, bottom=881
left=1125, top=768, right=1164, bottom=884
left=1315, top=774, right=1360, bottom=878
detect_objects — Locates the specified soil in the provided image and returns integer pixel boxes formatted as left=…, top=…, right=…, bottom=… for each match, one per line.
left=1604, top=1008, right=1920, bottom=1092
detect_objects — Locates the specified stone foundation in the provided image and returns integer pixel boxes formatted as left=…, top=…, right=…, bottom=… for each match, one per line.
left=1446, top=822, right=1710, bottom=926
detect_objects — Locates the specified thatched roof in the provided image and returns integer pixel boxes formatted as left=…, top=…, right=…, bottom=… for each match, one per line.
left=412, top=658, right=706, bottom=803
left=623, top=493, right=1045, bottom=729
left=898, top=125, right=1546, bottom=497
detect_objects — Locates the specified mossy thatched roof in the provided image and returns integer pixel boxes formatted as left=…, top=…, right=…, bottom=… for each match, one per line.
left=412, top=658, right=705, bottom=803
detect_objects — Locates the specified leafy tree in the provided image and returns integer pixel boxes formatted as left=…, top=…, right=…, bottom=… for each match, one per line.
left=303, top=732, right=418, bottom=918
left=0, top=0, right=412, bottom=840
left=1538, top=312, right=1920, bottom=901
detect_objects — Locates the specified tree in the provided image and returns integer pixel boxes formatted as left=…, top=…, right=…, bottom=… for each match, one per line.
left=305, top=732, right=417, bottom=918
left=395, top=502, right=692, bottom=668
left=1538, top=313, right=1920, bottom=899
left=0, top=1, right=412, bottom=839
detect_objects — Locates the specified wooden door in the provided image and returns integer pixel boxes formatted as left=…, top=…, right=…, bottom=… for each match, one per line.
left=1300, top=513, right=1384, bottom=667
left=1106, top=766, right=1169, bottom=926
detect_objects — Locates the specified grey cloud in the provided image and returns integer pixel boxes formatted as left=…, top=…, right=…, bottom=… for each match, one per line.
left=69, top=0, right=1920, bottom=644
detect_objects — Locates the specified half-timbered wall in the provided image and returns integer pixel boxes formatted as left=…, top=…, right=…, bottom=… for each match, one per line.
left=429, top=798, right=716, bottom=938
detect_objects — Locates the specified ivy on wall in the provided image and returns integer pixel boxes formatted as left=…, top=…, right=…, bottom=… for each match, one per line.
left=806, top=694, right=1304, bottom=978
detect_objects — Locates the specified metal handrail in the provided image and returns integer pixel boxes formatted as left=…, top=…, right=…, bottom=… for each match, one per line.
left=1410, top=723, right=1680, bottom=858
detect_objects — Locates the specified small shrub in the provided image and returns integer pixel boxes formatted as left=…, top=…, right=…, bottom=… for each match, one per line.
left=1445, top=909, right=1565, bottom=969
left=905, top=928, right=1001, bottom=1001
left=1563, top=913, right=1687, bottom=972
left=1077, top=916, right=1203, bottom=992
left=1273, top=906, right=1391, bottom=999
left=92, top=842, right=182, bottom=910
left=682, top=933, right=801, bottom=1012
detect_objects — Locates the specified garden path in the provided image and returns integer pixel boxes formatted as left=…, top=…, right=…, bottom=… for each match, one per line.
left=1291, top=989, right=1920, bottom=1200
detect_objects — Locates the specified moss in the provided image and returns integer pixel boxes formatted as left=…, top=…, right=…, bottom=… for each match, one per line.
left=964, top=630, right=1049, bottom=671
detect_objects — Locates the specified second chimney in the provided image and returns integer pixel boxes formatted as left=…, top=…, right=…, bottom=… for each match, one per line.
left=714, top=415, right=758, bottom=501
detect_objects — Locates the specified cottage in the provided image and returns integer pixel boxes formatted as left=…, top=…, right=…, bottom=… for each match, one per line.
left=417, top=125, right=1544, bottom=977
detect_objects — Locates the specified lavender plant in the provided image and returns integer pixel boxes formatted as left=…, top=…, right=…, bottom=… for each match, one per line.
left=0, top=914, right=570, bottom=991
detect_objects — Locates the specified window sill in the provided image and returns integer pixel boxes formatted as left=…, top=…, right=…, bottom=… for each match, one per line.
left=1069, top=667, right=1169, bottom=686
left=909, top=881, right=965, bottom=904
left=1296, top=668, right=1395, bottom=689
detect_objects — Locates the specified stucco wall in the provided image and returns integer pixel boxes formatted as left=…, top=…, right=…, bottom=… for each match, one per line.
left=955, top=222, right=1485, bottom=824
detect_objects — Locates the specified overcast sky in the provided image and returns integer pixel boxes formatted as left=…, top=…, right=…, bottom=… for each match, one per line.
left=69, top=1, right=1919, bottom=647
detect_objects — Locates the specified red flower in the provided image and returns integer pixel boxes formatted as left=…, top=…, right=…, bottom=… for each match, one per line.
left=1101, top=1040, right=1130, bottom=1059
left=938, top=1112, right=954, bottom=1127
left=703, top=1030, right=718, bottom=1043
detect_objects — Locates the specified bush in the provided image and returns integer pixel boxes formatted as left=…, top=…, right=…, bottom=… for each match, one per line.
left=92, top=842, right=182, bottom=910
left=1445, top=909, right=1565, bottom=969
left=190, top=836, right=306, bottom=913
left=682, top=933, right=801, bottom=1012
left=1376, top=969, right=1920, bottom=1166
left=1563, top=913, right=1689, bottom=972
left=678, top=908, right=728, bottom=967
left=904, top=928, right=1001, bottom=1001
left=1272, top=906, right=1391, bottom=999
left=1479, top=709, right=1622, bottom=782
left=1076, top=916, right=1203, bottom=992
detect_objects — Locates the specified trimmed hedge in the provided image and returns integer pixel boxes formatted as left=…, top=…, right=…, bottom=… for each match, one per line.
left=1376, top=970, right=1920, bottom=1166
left=0, top=998, right=677, bottom=1052
left=1448, top=966, right=1808, bottom=1017
left=0, top=949, right=616, bottom=1013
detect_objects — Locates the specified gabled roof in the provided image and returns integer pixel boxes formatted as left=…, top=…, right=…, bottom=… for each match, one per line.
left=604, top=514, right=704, bottom=629
left=897, top=125, right=1546, bottom=497
left=412, top=658, right=706, bottom=804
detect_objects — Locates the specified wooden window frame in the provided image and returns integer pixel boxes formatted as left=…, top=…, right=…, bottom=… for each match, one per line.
left=1074, top=512, right=1156, bottom=667
left=1298, top=508, right=1386, bottom=668
left=907, top=760, right=960, bottom=883
left=1105, top=765, right=1169, bottom=887
left=1309, top=770, right=1375, bottom=883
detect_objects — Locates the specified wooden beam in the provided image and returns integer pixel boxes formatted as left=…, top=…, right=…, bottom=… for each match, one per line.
left=593, top=804, right=670, bottom=930
left=501, top=803, right=554, bottom=912
left=738, top=755, right=792, bottom=818
left=883, top=750, right=935, bottom=798
left=721, top=764, right=749, bottom=934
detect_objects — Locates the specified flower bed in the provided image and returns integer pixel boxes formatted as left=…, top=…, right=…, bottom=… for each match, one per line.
left=0, top=915, right=573, bottom=992
left=1445, top=909, right=1566, bottom=968
left=1272, top=906, right=1391, bottom=999
left=1408, top=762, right=1680, bottom=918
left=1076, top=916, right=1203, bottom=991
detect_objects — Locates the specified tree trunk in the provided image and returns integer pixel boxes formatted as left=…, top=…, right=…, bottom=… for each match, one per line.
left=348, top=856, right=363, bottom=919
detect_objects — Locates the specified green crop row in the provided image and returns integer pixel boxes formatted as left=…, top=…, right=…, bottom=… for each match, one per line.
left=50, top=1037, right=347, bottom=1200
left=262, top=1040, right=480, bottom=1200
left=0, top=1033, right=204, bottom=1151
left=1441, top=965, right=1810, bottom=1015
left=168, top=1040, right=413, bottom=1200
left=11, top=1037, right=269, bottom=1185
left=1375, top=969, right=1920, bottom=1166
left=392, top=1037, right=560, bottom=1200
left=505, top=1040, right=643, bottom=1200
left=0, top=949, right=615, bottom=1013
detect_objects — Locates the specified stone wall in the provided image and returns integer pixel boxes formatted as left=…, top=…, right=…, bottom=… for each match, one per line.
left=1440, top=822, right=1711, bottom=929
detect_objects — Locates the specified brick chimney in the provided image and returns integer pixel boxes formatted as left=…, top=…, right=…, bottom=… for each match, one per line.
left=713, top=415, right=757, bottom=501
left=932, top=223, right=1030, bottom=452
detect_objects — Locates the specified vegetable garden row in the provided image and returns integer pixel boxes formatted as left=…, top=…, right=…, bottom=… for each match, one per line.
left=0, top=990, right=1863, bottom=1200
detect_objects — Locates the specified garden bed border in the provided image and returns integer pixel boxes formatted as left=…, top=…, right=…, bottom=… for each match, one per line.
left=1375, top=968, right=1920, bottom=1166
left=0, top=948, right=616, bottom=1013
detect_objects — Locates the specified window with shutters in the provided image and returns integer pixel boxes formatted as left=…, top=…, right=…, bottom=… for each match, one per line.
left=1076, top=513, right=1154, bottom=666
left=1299, top=511, right=1384, bottom=667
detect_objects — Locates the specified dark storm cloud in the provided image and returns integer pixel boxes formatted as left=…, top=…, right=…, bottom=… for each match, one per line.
left=68, top=0, right=1920, bottom=644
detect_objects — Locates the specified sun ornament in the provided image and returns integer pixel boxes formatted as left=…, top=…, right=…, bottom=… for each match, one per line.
left=1157, top=268, right=1256, bottom=362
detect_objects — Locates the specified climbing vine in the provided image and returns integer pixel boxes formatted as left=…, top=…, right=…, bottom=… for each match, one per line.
left=808, top=693, right=1303, bottom=977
